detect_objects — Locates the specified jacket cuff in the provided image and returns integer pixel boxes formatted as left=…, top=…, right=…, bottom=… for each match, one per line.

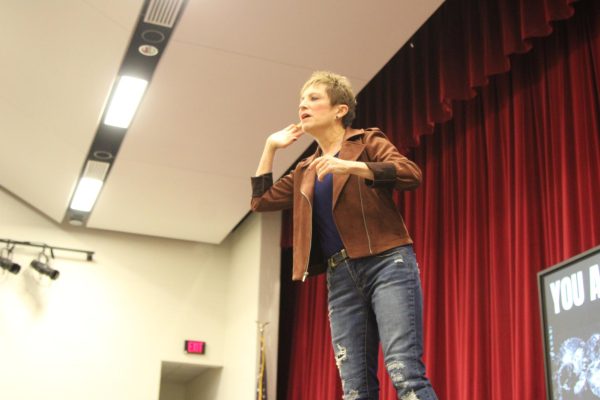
left=251, top=173, right=274, bottom=197
left=364, top=162, right=396, bottom=188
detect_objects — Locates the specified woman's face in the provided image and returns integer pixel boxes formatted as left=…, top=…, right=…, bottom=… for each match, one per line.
left=298, top=84, right=341, bottom=133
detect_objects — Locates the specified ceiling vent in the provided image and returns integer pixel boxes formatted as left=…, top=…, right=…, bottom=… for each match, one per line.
left=144, top=0, right=184, bottom=28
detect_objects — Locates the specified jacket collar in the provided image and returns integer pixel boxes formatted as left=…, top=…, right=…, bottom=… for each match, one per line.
left=297, top=128, right=366, bottom=207
left=297, top=128, right=365, bottom=169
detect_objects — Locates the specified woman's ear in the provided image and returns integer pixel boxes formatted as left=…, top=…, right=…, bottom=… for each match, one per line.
left=335, top=104, right=349, bottom=119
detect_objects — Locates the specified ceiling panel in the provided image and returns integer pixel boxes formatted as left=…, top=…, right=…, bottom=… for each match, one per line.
left=0, top=0, right=142, bottom=220
left=1, top=0, right=444, bottom=243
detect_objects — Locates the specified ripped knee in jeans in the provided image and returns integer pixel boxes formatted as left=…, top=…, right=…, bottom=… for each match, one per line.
left=334, top=343, right=347, bottom=369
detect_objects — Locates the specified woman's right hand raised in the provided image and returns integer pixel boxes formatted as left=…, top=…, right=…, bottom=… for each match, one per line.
left=267, top=124, right=304, bottom=149
left=256, top=124, right=304, bottom=176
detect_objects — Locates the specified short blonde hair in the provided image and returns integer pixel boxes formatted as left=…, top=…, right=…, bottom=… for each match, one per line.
left=301, top=71, right=357, bottom=127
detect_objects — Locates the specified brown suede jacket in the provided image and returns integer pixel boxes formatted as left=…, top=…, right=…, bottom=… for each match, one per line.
left=251, top=128, right=422, bottom=281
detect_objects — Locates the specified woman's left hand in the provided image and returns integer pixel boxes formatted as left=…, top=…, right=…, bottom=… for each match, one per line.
left=309, top=155, right=352, bottom=181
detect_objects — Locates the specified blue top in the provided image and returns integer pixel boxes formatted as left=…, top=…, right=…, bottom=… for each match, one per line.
left=313, top=168, right=345, bottom=259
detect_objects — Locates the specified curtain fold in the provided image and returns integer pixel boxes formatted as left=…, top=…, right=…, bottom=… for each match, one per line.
left=355, top=0, right=579, bottom=148
left=280, top=0, right=600, bottom=399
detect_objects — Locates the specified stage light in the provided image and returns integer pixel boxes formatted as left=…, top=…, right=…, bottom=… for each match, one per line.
left=103, top=76, right=148, bottom=128
left=30, top=253, right=59, bottom=280
left=0, top=247, right=20, bottom=275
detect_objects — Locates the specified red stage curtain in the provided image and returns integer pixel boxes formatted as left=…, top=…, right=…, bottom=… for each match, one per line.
left=355, top=0, right=579, bottom=148
left=280, top=0, right=600, bottom=399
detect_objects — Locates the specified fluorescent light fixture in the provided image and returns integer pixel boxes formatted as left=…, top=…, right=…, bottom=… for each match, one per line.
left=70, top=177, right=104, bottom=212
left=69, top=160, right=110, bottom=212
left=104, top=76, right=148, bottom=128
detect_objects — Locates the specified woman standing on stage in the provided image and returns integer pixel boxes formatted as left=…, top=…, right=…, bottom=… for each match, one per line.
left=251, top=71, right=438, bottom=400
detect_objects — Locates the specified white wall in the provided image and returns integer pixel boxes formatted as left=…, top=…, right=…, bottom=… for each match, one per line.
left=257, top=211, right=282, bottom=399
left=0, top=188, right=281, bottom=400
left=188, top=210, right=281, bottom=400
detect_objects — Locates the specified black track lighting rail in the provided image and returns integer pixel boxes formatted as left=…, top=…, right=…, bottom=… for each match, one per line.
left=0, top=239, right=94, bottom=261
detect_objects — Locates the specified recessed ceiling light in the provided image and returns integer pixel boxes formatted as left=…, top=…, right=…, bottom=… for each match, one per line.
left=104, top=76, right=148, bottom=129
left=70, top=178, right=104, bottom=212
left=139, top=44, right=159, bottom=56
left=69, top=161, right=110, bottom=212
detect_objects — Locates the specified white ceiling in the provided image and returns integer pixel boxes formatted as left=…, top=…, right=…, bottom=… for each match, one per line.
left=0, top=0, right=443, bottom=244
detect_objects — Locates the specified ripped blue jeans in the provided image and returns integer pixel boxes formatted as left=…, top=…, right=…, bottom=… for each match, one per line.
left=326, top=245, right=438, bottom=400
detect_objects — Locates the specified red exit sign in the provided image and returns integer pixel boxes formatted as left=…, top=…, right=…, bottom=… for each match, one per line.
left=184, top=340, right=206, bottom=354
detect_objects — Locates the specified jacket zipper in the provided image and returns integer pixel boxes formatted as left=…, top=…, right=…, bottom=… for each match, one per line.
left=300, top=190, right=312, bottom=282
left=357, top=178, right=373, bottom=254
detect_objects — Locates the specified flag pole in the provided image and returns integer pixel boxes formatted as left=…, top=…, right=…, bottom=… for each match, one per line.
left=256, top=321, right=270, bottom=400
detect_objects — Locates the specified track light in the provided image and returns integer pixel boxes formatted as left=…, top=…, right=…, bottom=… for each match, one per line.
left=0, top=239, right=94, bottom=281
left=30, top=253, right=59, bottom=280
left=0, top=246, right=20, bottom=275
left=0, top=257, right=21, bottom=274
